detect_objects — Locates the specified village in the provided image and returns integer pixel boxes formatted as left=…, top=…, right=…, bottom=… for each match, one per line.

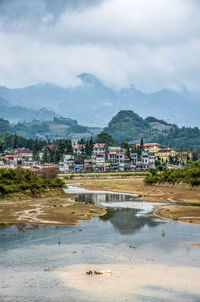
left=0, top=140, right=193, bottom=173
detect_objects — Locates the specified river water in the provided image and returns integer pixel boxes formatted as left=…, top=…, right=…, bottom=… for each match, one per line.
left=0, top=184, right=200, bottom=302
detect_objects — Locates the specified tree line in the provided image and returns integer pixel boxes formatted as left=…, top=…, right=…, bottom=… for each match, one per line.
left=145, top=161, right=200, bottom=186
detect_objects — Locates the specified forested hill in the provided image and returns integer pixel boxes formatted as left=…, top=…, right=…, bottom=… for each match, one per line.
left=0, top=117, right=102, bottom=141
left=1, top=110, right=200, bottom=149
left=104, top=110, right=200, bottom=148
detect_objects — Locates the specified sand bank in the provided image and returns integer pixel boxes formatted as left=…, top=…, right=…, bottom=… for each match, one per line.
left=58, top=263, right=200, bottom=301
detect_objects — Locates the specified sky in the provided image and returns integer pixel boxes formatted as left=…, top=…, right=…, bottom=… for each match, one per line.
left=0, top=0, right=200, bottom=92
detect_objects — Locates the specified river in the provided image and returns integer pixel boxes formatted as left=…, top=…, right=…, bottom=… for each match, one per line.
left=0, top=184, right=200, bottom=302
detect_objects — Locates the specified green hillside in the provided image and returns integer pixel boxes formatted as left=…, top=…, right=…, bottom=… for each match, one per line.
left=104, top=110, right=200, bottom=148
left=1, top=117, right=102, bottom=141
left=104, top=110, right=151, bottom=142
left=1, top=110, right=200, bottom=149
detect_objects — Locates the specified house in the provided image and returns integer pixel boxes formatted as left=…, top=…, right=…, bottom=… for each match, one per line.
left=59, top=155, right=75, bottom=172
left=108, top=152, right=118, bottom=162
left=74, top=164, right=84, bottom=173
left=1, top=154, right=23, bottom=166
left=141, top=152, right=149, bottom=169
left=92, top=152, right=105, bottom=171
left=148, top=153, right=155, bottom=168
left=12, top=148, right=33, bottom=160
left=136, top=143, right=168, bottom=155
left=84, top=159, right=93, bottom=171
left=130, top=153, right=138, bottom=164
left=108, top=152, right=125, bottom=171
left=72, top=142, right=85, bottom=154
left=156, top=149, right=173, bottom=163
left=93, top=143, right=106, bottom=155
left=108, top=147, right=122, bottom=152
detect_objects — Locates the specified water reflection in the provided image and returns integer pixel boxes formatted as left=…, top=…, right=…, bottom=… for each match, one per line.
left=100, top=208, right=162, bottom=234
left=74, top=192, right=137, bottom=203
left=75, top=192, right=164, bottom=234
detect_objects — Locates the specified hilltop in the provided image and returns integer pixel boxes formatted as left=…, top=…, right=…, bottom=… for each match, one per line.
left=104, top=110, right=200, bottom=148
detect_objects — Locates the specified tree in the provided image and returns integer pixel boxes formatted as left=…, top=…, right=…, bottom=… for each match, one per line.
left=42, top=148, right=49, bottom=163
left=140, top=138, right=144, bottom=151
left=13, top=134, right=18, bottom=149
left=67, top=139, right=73, bottom=155
left=78, top=138, right=85, bottom=145
left=192, top=150, right=199, bottom=161
left=96, top=131, right=115, bottom=146
left=85, top=141, right=91, bottom=157
left=33, top=139, right=40, bottom=161
left=89, top=136, right=94, bottom=156
left=120, top=141, right=130, bottom=158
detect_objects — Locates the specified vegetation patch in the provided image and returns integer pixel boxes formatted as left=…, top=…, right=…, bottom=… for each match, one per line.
left=144, top=161, right=200, bottom=187
left=0, top=167, right=65, bottom=198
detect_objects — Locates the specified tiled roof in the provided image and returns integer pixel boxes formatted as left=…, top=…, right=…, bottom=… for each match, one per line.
left=136, top=143, right=161, bottom=147
left=2, top=155, right=23, bottom=159
left=12, top=148, right=32, bottom=153
left=93, top=143, right=105, bottom=148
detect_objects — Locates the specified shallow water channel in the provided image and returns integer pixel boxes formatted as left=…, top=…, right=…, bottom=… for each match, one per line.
left=0, top=184, right=200, bottom=302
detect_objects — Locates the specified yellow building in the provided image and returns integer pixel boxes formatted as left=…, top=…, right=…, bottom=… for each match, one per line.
left=156, top=149, right=172, bottom=163
left=147, top=145, right=167, bottom=154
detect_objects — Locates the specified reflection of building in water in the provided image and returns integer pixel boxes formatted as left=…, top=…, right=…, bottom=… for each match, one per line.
left=75, top=193, right=137, bottom=204
left=92, top=193, right=130, bottom=203
left=100, top=208, right=164, bottom=235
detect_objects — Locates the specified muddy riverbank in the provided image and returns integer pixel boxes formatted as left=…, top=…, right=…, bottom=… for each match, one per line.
left=66, top=177, right=200, bottom=224
left=0, top=190, right=106, bottom=226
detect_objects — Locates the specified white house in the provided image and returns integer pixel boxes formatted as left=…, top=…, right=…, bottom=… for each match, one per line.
left=59, top=155, right=75, bottom=172
left=93, top=143, right=106, bottom=155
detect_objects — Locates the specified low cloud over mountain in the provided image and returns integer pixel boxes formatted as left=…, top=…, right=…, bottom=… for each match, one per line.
left=0, top=73, right=199, bottom=128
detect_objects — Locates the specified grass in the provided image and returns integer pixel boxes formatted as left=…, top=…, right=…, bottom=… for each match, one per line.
left=59, top=171, right=148, bottom=180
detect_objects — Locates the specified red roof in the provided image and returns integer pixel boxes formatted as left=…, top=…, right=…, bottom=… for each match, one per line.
left=93, top=143, right=105, bottom=148
left=96, top=153, right=104, bottom=156
left=136, top=143, right=161, bottom=147
left=12, top=148, right=32, bottom=153
left=2, top=155, right=23, bottom=159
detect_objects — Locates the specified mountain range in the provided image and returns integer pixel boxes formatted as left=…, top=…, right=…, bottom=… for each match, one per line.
left=0, top=73, right=200, bottom=127
left=0, top=96, right=55, bottom=123
left=1, top=110, right=200, bottom=149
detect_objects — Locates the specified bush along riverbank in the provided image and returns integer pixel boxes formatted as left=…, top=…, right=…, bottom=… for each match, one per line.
left=144, top=161, right=200, bottom=187
left=0, top=167, right=65, bottom=198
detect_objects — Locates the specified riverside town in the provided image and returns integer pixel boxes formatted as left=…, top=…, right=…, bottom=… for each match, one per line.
left=0, top=136, right=196, bottom=173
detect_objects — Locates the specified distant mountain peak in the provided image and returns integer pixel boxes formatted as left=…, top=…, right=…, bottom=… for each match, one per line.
left=77, top=73, right=101, bottom=86
left=109, top=110, right=147, bottom=125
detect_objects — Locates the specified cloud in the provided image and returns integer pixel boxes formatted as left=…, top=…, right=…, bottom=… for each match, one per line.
left=0, top=0, right=200, bottom=93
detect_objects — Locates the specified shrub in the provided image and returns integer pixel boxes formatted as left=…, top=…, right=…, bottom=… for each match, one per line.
left=144, top=161, right=200, bottom=187
left=0, top=167, right=65, bottom=198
